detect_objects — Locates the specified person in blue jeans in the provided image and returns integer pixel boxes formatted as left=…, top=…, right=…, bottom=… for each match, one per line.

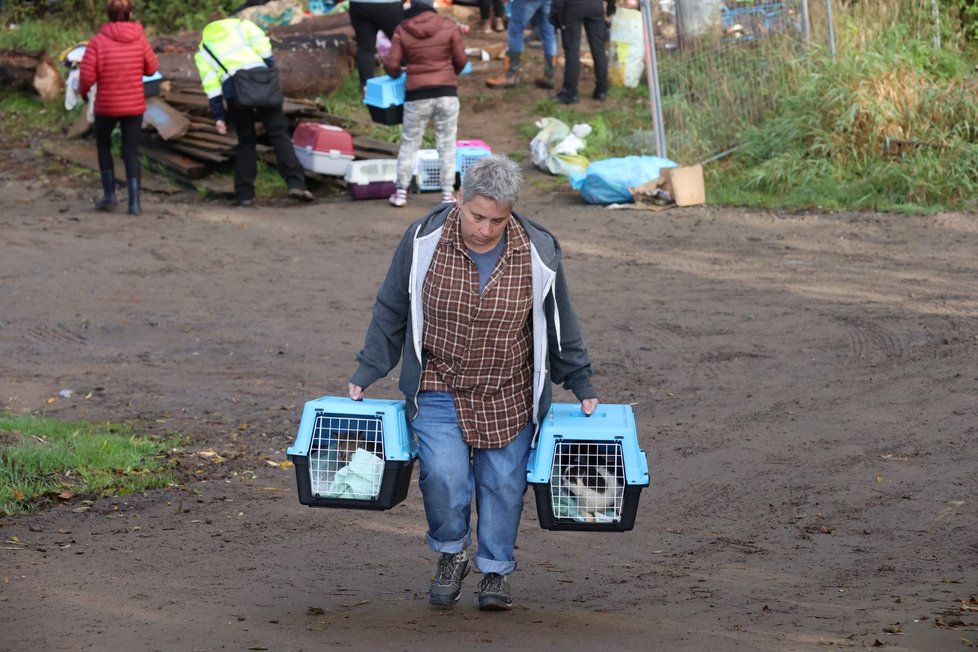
left=486, top=0, right=560, bottom=89
left=349, top=155, right=598, bottom=610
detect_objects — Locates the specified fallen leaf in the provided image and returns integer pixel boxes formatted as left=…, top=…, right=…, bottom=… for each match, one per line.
left=260, top=487, right=284, bottom=492
left=6, top=536, right=21, bottom=545
left=306, top=607, right=326, bottom=615
left=342, top=600, right=369, bottom=607
left=57, top=491, right=74, bottom=501
left=882, top=625, right=903, bottom=634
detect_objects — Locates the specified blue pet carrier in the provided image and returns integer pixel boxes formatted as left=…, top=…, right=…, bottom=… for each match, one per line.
left=364, top=74, right=406, bottom=125
left=455, top=145, right=492, bottom=184
left=287, top=396, right=417, bottom=510
left=527, top=403, right=650, bottom=531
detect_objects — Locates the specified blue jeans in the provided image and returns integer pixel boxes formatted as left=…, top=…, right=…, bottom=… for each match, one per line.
left=412, top=391, right=534, bottom=575
left=507, top=0, right=558, bottom=58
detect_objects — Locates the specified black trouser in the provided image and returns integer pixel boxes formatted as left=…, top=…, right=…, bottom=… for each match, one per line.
left=349, top=1, right=403, bottom=88
left=559, top=0, right=609, bottom=97
left=226, top=101, right=306, bottom=202
left=479, top=0, right=505, bottom=21
left=94, top=113, right=142, bottom=180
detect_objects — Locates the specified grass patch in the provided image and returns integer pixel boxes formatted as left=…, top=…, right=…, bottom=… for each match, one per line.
left=0, top=18, right=90, bottom=53
left=0, top=413, right=175, bottom=516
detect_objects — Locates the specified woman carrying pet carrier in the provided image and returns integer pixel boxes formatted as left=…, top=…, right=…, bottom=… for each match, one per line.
left=349, top=155, right=599, bottom=610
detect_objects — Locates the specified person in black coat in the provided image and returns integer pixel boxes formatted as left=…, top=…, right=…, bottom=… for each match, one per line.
left=549, top=0, right=614, bottom=104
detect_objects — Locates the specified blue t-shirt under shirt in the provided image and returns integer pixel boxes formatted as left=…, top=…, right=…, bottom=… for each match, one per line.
left=468, top=232, right=507, bottom=294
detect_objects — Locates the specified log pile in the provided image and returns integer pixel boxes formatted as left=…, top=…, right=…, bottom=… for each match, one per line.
left=0, top=49, right=64, bottom=101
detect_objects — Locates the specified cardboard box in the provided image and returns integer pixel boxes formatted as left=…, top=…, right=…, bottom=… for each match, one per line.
left=662, top=164, right=705, bottom=207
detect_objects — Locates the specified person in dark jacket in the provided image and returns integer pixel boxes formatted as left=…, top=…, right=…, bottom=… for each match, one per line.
left=383, top=0, right=467, bottom=208
left=549, top=0, right=613, bottom=104
left=79, top=0, right=158, bottom=215
left=349, top=154, right=599, bottom=611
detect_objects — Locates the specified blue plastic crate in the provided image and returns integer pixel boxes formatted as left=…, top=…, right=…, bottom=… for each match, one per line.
left=364, top=74, right=406, bottom=109
left=455, top=145, right=491, bottom=179
left=721, top=3, right=786, bottom=38
left=527, top=403, right=650, bottom=531
left=287, top=396, right=418, bottom=510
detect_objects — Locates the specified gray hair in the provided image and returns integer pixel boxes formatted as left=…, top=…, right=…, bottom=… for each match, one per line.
left=460, top=154, right=523, bottom=207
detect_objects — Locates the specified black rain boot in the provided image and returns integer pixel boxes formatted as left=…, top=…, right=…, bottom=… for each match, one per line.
left=95, top=170, right=117, bottom=211
left=127, top=177, right=141, bottom=216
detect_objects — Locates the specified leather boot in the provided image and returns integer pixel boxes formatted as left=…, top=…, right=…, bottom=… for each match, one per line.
left=95, top=170, right=117, bottom=211
left=127, top=177, right=141, bottom=216
left=534, top=55, right=557, bottom=89
left=486, top=51, right=521, bottom=89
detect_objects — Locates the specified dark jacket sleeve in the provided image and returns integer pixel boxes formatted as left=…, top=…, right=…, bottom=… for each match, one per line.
left=451, top=28, right=467, bottom=74
left=546, top=264, right=597, bottom=400
left=350, top=225, right=416, bottom=390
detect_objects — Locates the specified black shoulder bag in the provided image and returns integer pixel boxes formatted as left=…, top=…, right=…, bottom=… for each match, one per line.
left=202, top=42, right=283, bottom=109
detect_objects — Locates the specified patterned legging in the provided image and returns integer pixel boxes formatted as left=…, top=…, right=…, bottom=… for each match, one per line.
left=396, top=96, right=460, bottom=193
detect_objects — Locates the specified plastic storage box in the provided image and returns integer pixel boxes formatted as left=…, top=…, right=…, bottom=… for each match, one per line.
left=292, top=123, right=355, bottom=176
left=287, top=396, right=418, bottom=510
left=143, top=72, right=162, bottom=97
left=364, top=74, right=406, bottom=126
left=527, top=403, right=650, bottom=531
left=455, top=144, right=492, bottom=183
left=456, top=139, right=491, bottom=152
left=344, top=159, right=398, bottom=200
left=412, top=149, right=443, bottom=192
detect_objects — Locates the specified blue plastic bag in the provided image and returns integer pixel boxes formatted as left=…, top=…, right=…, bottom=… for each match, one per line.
left=570, top=155, right=677, bottom=205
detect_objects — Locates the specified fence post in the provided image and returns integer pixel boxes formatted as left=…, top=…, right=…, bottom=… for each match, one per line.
left=639, top=0, right=667, bottom=159
left=825, top=0, right=836, bottom=61
left=800, top=0, right=812, bottom=45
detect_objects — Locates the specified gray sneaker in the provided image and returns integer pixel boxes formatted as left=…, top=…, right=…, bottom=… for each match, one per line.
left=429, top=550, right=469, bottom=606
left=477, top=573, right=512, bottom=611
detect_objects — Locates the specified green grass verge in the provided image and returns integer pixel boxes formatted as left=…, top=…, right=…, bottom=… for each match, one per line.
left=0, top=413, right=175, bottom=516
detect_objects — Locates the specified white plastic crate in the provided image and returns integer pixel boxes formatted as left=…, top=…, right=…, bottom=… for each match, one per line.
left=287, top=396, right=418, bottom=510
left=527, top=403, right=650, bottom=531
left=412, top=149, right=442, bottom=192
left=344, top=159, right=398, bottom=200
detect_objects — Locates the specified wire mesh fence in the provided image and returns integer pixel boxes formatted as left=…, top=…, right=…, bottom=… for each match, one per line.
left=643, top=0, right=944, bottom=164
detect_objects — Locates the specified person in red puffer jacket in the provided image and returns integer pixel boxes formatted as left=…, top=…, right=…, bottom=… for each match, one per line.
left=79, top=0, right=158, bottom=215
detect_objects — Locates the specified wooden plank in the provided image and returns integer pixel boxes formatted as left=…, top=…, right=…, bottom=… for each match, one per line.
left=354, top=136, right=399, bottom=157
left=41, top=141, right=181, bottom=193
left=140, top=142, right=208, bottom=180
left=142, top=97, right=191, bottom=141
left=182, top=129, right=238, bottom=147
left=173, top=135, right=233, bottom=153
left=167, top=141, right=230, bottom=163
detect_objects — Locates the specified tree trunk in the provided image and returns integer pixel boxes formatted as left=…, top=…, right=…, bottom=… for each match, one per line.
left=155, top=34, right=352, bottom=99
left=0, top=49, right=65, bottom=102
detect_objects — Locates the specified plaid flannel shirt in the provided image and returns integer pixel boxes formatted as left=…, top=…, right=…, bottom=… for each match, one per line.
left=419, top=208, right=534, bottom=448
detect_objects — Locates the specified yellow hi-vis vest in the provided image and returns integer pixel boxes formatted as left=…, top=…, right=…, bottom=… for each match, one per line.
left=194, top=18, right=273, bottom=99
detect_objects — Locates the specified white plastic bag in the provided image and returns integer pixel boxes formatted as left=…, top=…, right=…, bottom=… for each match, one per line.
left=609, top=8, right=645, bottom=88
left=530, top=117, right=591, bottom=177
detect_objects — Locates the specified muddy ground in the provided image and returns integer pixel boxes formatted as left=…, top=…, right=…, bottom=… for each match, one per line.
left=2, top=50, right=978, bottom=650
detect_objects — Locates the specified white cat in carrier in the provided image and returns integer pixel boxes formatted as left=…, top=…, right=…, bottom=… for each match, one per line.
left=527, top=403, right=650, bottom=532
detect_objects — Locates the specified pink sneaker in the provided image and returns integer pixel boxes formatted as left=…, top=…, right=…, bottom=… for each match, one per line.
left=389, top=188, right=407, bottom=207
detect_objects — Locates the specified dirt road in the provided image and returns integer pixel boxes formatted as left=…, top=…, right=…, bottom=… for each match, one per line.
left=1, top=173, right=976, bottom=651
